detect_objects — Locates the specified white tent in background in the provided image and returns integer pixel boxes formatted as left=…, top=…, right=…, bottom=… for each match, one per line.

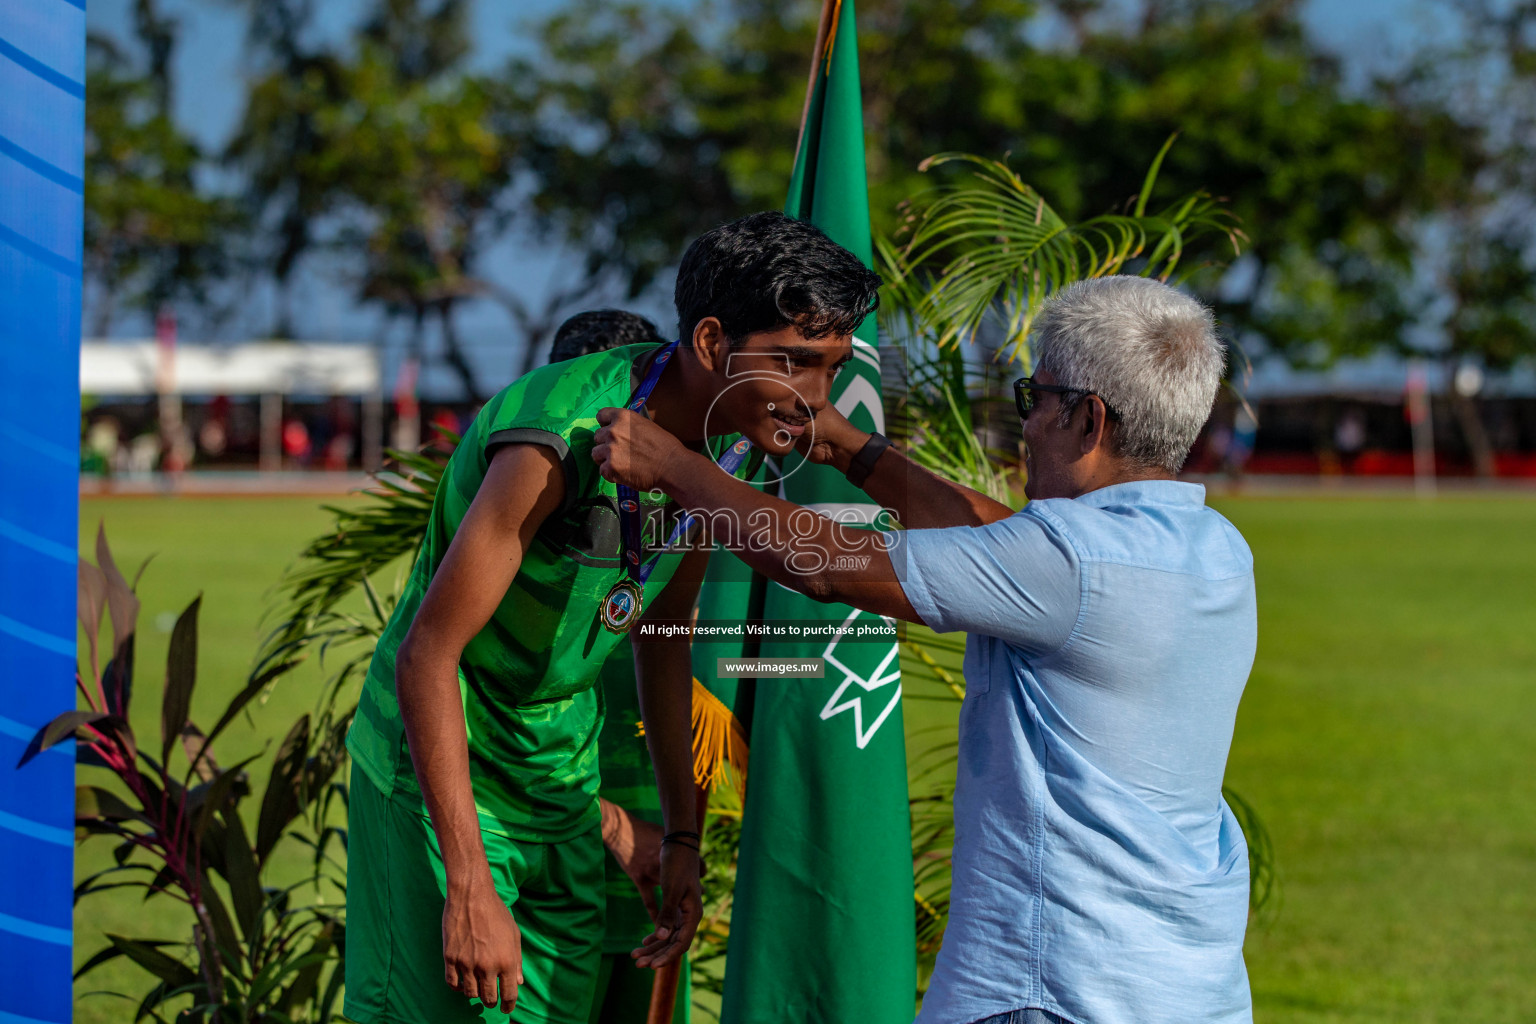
left=81, top=340, right=385, bottom=471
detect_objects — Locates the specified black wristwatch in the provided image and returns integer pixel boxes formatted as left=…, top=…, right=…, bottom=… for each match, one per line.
left=845, top=432, right=892, bottom=488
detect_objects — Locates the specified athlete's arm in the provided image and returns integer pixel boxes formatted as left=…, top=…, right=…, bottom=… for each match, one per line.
left=599, top=797, right=662, bottom=919
left=799, top=400, right=1014, bottom=528
left=628, top=542, right=709, bottom=968
left=395, top=443, right=566, bottom=1015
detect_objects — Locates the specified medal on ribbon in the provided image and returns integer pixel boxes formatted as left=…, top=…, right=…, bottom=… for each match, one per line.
left=600, top=340, right=757, bottom=635
left=600, top=578, right=644, bottom=633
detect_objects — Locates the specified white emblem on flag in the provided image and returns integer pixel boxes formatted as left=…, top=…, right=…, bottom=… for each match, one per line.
left=833, top=371, right=885, bottom=435
left=819, top=607, right=902, bottom=749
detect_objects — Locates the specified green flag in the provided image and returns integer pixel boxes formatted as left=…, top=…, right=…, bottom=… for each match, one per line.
left=720, top=3, right=916, bottom=1021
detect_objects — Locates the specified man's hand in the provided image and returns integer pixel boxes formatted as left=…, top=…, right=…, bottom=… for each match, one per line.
left=442, top=878, right=524, bottom=1014
left=593, top=407, right=694, bottom=491
left=600, top=798, right=664, bottom=920
left=632, top=842, right=703, bottom=969
left=796, top=399, right=869, bottom=473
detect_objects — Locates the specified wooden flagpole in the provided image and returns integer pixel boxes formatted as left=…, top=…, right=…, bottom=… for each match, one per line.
left=794, top=0, right=840, bottom=158
left=645, top=784, right=711, bottom=1024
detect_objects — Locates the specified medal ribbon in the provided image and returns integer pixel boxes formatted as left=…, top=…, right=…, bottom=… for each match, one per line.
left=617, top=341, right=755, bottom=585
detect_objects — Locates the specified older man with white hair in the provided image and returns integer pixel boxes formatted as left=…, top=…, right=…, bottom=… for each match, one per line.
left=591, top=275, right=1256, bottom=1024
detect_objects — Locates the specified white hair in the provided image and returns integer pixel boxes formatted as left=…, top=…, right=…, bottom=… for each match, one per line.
left=1031, top=276, right=1225, bottom=473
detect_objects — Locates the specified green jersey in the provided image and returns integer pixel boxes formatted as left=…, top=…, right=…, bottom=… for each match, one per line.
left=348, top=343, right=762, bottom=841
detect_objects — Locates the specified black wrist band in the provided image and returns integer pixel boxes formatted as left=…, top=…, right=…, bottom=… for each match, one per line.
left=845, top=432, right=892, bottom=488
left=662, top=836, right=701, bottom=852
left=662, top=830, right=701, bottom=844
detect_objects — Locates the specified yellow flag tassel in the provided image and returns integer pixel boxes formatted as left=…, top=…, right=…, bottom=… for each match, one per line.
left=633, top=678, right=751, bottom=796
left=690, top=677, right=749, bottom=796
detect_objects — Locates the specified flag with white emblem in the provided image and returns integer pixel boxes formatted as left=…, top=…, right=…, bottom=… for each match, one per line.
left=718, top=3, right=916, bottom=1021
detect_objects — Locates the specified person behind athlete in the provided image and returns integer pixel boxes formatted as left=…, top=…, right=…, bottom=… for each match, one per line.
left=343, top=212, right=881, bottom=1024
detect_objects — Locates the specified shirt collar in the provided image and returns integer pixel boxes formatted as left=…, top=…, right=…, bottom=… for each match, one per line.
left=1075, top=479, right=1206, bottom=509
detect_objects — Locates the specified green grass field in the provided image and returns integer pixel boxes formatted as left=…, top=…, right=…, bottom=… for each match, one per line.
left=70, top=492, right=1536, bottom=1023
left=1221, top=497, right=1536, bottom=1023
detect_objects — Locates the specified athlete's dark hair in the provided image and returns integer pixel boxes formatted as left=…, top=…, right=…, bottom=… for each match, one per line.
left=674, top=211, right=881, bottom=345
left=549, top=309, right=666, bottom=363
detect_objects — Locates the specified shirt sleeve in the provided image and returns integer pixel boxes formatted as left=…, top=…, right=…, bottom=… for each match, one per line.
left=484, top=423, right=581, bottom=515
left=882, top=509, right=1081, bottom=654
left=481, top=369, right=618, bottom=510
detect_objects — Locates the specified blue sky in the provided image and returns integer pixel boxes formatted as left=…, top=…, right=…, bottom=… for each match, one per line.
left=85, top=0, right=1452, bottom=396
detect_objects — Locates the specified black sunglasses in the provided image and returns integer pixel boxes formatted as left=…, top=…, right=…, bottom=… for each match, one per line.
left=1013, top=376, right=1122, bottom=421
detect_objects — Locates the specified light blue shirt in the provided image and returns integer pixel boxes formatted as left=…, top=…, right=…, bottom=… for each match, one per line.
left=887, top=480, right=1256, bottom=1024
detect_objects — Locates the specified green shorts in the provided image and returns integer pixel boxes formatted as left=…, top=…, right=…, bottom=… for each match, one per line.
left=344, top=770, right=605, bottom=1024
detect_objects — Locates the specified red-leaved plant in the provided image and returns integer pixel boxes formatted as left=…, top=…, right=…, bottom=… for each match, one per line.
left=18, top=526, right=350, bottom=1023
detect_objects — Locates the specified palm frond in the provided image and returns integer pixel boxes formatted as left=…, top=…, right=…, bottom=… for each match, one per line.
left=256, top=440, right=450, bottom=680
left=890, top=349, right=1013, bottom=503
left=883, top=137, right=1246, bottom=364
left=1223, top=785, right=1281, bottom=921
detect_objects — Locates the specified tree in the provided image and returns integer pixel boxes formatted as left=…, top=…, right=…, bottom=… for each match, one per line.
left=513, top=0, right=1487, bottom=368
left=223, top=0, right=352, bottom=339
left=328, top=42, right=523, bottom=401
left=1439, top=227, right=1536, bottom=474
left=505, top=2, right=745, bottom=373
left=228, top=0, right=527, bottom=399
left=1381, top=0, right=1536, bottom=474
left=512, top=0, right=1042, bottom=306
left=84, top=1, right=238, bottom=335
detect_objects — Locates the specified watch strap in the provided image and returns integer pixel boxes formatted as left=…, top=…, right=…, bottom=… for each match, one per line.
left=845, top=432, right=892, bottom=488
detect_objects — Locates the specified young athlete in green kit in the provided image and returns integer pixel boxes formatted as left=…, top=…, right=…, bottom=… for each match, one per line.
left=343, top=212, right=881, bottom=1023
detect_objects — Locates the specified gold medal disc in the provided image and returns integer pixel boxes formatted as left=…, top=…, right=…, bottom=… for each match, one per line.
left=600, top=579, right=644, bottom=634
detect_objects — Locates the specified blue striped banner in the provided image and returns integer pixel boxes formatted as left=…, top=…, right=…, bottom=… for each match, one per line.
left=0, top=1, right=81, bottom=1021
